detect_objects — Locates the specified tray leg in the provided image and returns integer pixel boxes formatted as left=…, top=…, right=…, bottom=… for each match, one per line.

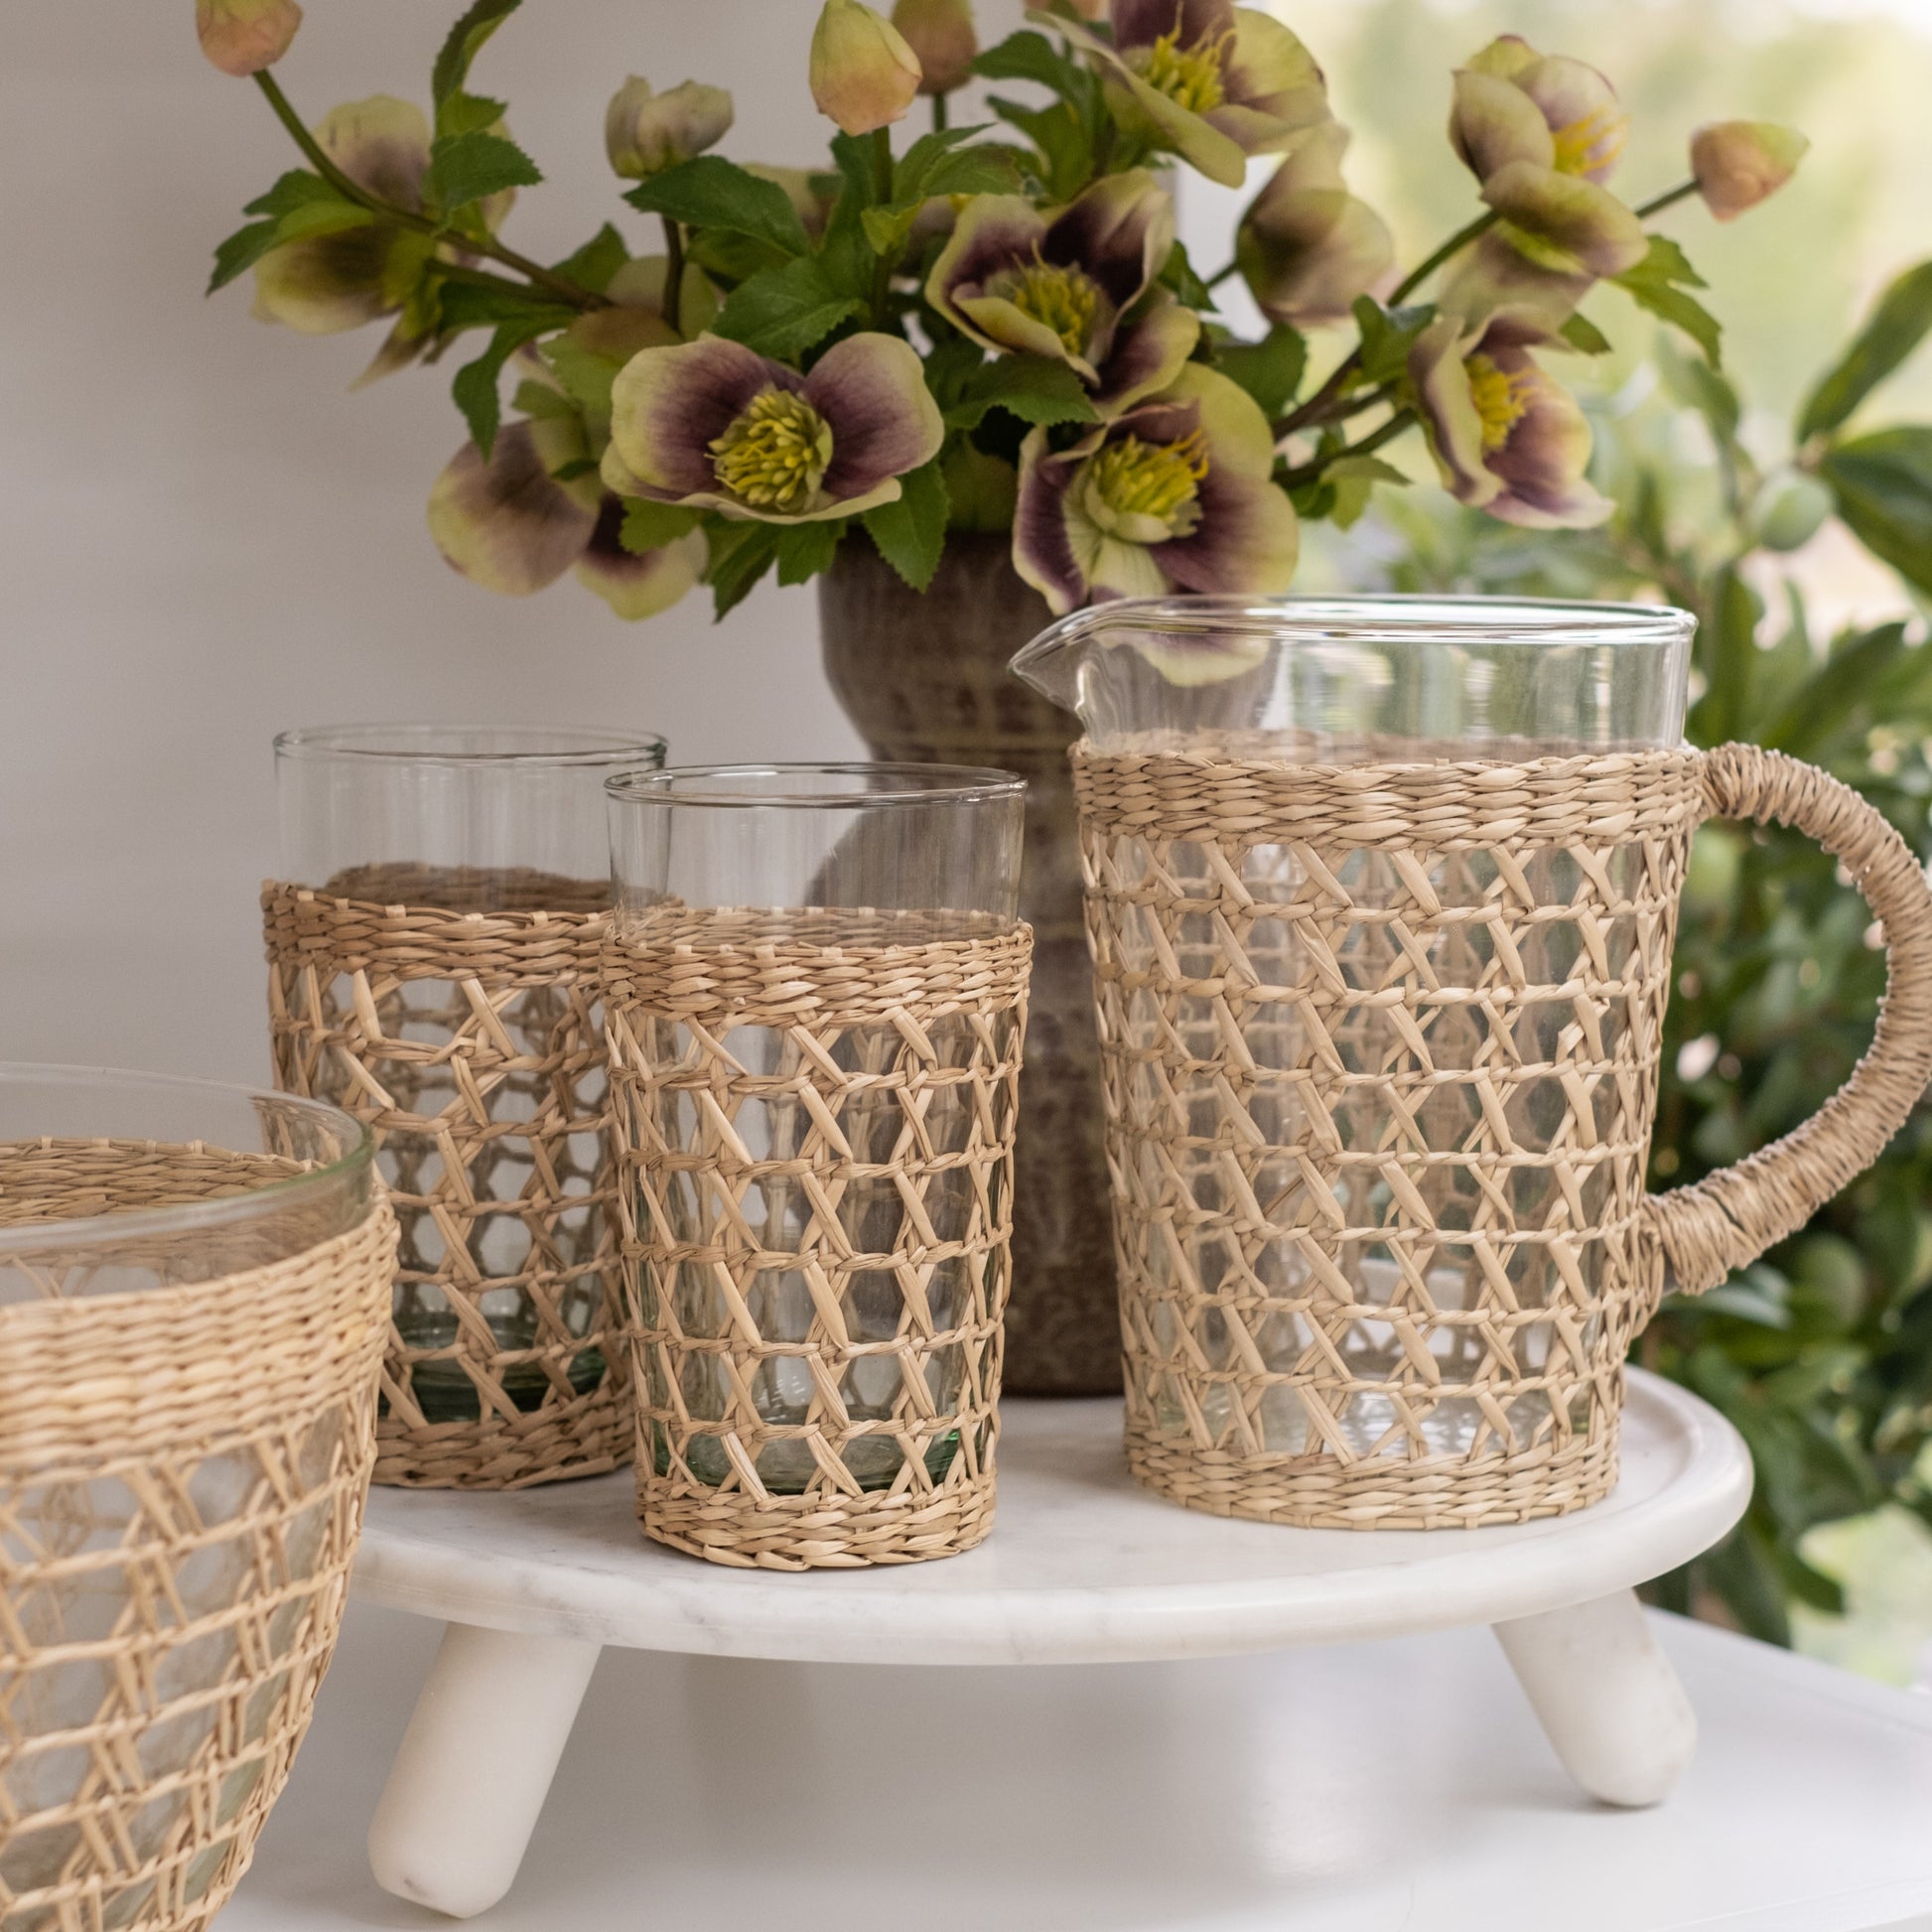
left=366, top=1620, right=602, bottom=1919
left=1493, top=1588, right=1697, bottom=1808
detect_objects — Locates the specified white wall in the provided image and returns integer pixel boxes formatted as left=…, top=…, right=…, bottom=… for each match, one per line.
left=1, top=2, right=1039, bottom=1084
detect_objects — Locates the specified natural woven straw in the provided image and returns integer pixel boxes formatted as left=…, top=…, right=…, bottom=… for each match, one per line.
left=605, top=907, right=1032, bottom=1569
left=264, top=867, right=626, bottom=1489
left=1072, top=739, right=1932, bottom=1529
left=0, top=1142, right=394, bottom=1932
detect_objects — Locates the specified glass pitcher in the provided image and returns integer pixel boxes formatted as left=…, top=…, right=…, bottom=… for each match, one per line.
left=1014, top=596, right=1932, bottom=1527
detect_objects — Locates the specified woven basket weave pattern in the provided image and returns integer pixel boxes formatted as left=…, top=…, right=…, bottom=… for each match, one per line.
left=0, top=1145, right=392, bottom=1932
left=1073, top=748, right=1707, bottom=1528
left=264, top=871, right=626, bottom=1489
left=606, top=908, right=1031, bottom=1570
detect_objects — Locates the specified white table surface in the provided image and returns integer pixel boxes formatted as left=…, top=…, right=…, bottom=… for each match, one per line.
left=225, top=1599, right=1932, bottom=1932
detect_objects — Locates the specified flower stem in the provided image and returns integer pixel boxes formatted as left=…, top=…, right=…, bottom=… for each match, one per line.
left=1275, top=352, right=1361, bottom=440
left=1635, top=179, right=1700, bottom=219
left=932, top=91, right=949, bottom=132
left=1206, top=259, right=1240, bottom=288
left=661, top=215, right=684, bottom=337
left=1389, top=208, right=1497, bottom=306
left=251, top=69, right=606, bottom=311
left=1277, top=407, right=1418, bottom=491
left=869, top=125, right=897, bottom=328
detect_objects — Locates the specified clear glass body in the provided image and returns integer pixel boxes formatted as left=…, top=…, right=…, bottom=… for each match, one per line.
left=607, top=765, right=1026, bottom=1493
left=0, top=1063, right=372, bottom=1303
left=1010, top=594, right=1694, bottom=757
left=0, top=1067, right=374, bottom=1917
left=276, top=723, right=668, bottom=907
left=1014, top=596, right=1699, bottom=1463
left=274, top=725, right=666, bottom=1422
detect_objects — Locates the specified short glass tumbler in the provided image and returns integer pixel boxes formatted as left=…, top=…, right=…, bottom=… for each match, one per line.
left=605, top=764, right=1032, bottom=1568
left=0, top=1065, right=389, bottom=1931
left=269, top=724, right=665, bottom=1489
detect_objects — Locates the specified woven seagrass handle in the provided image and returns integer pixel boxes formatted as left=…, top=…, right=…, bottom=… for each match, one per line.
left=1642, top=743, right=1932, bottom=1295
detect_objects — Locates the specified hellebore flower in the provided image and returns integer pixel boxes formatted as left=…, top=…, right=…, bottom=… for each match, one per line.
left=251, top=96, right=438, bottom=337
left=1691, top=121, right=1808, bottom=221
left=1013, top=363, right=1299, bottom=615
left=606, top=333, right=943, bottom=524
left=893, top=0, right=978, bottom=96
left=605, top=77, right=734, bottom=180
left=1437, top=228, right=1590, bottom=335
left=197, top=0, right=302, bottom=75
left=1408, top=315, right=1611, bottom=529
left=1049, top=0, right=1330, bottom=190
left=1449, top=38, right=1645, bottom=279
left=1235, top=122, right=1393, bottom=328
left=428, top=417, right=704, bottom=619
left=926, top=171, right=1197, bottom=412
left=810, top=0, right=922, bottom=137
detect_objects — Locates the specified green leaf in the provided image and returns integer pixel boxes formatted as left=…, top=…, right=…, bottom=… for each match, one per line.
left=1216, top=326, right=1307, bottom=419
left=1323, top=453, right=1408, bottom=530
left=453, top=317, right=559, bottom=458
left=774, top=518, right=845, bottom=587
left=971, top=29, right=1086, bottom=99
left=920, top=146, right=1024, bottom=202
left=432, top=277, right=573, bottom=334
left=550, top=223, right=629, bottom=296
left=987, top=95, right=1091, bottom=203
left=1614, top=238, right=1723, bottom=366
left=711, top=256, right=860, bottom=362
left=207, top=218, right=283, bottom=293
left=1352, top=297, right=1437, bottom=386
left=942, top=356, right=1098, bottom=431
left=438, top=89, right=506, bottom=138
left=433, top=0, right=521, bottom=109
left=549, top=457, right=599, bottom=483
left=625, top=156, right=810, bottom=259
left=209, top=173, right=376, bottom=294
left=425, top=130, right=542, bottom=214
left=1159, top=240, right=1216, bottom=313
left=1558, top=312, right=1612, bottom=355
left=706, top=520, right=782, bottom=618
left=621, top=499, right=703, bottom=555
left=1821, top=428, right=1932, bottom=596
left=1798, top=261, right=1932, bottom=442
left=862, top=458, right=950, bottom=592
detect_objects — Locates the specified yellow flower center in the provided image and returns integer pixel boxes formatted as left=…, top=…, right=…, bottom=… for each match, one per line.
left=1088, top=428, right=1209, bottom=532
left=996, top=257, right=1101, bottom=356
left=1551, top=103, right=1625, bottom=178
left=1465, top=353, right=1536, bottom=454
left=708, top=387, right=832, bottom=512
left=1135, top=27, right=1230, bottom=115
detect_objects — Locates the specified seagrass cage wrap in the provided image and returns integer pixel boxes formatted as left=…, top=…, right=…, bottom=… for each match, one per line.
left=605, top=908, right=1033, bottom=1570
left=1071, top=740, right=1932, bottom=1529
left=0, top=1144, right=394, bottom=1932
left=264, top=868, right=627, bottom=1489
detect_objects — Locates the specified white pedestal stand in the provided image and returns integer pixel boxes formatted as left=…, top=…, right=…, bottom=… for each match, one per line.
left=352, top=1370, right=1750, bottom=1920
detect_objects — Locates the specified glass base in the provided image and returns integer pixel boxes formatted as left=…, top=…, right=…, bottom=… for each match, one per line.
left=386, top=1346, right=608, bottom=1425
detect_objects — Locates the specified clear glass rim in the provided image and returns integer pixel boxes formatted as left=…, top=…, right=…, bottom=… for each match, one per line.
left=606, top=761, right=1028, bottom=811
left=1012, top=593, right=1698, bottom=674
left=0, top=1063, right=374, bottom=1259
left=276, top=723, right=669, bottom=768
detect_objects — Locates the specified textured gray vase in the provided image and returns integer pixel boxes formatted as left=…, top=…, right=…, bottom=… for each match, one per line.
left=817, top=533, right=1122, bottom=1397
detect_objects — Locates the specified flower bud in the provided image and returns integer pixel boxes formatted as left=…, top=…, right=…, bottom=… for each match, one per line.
left=810, top=0, right=922, bottom=137
left=605, top=76, right=735, bottom=180
left=1751, top=470, right=1832, bottom=553
left=1691, top=121, right=1808, bottom=221
left=196, top=0, right=302, bottom=75
left=892, top=0, right=976, bottom=97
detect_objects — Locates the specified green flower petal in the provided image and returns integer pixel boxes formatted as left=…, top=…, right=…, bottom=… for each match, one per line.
left=1481, top=161, right=1647, bottom=278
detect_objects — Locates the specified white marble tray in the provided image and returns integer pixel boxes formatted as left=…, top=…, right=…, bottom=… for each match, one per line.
left=355, top=1372, right=1749, bottom=1664
left=349, top=1372, right=1753, bottom=1919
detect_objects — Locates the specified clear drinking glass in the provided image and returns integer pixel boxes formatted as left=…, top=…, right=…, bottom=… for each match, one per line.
left=607, top=763, right=1026, bottom=1493
left=273, top=724, right=666, bottom=1425
left=1015, top=596, right=1696, bottom=1462
left=0, top=1065, right=374, bottom=1920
